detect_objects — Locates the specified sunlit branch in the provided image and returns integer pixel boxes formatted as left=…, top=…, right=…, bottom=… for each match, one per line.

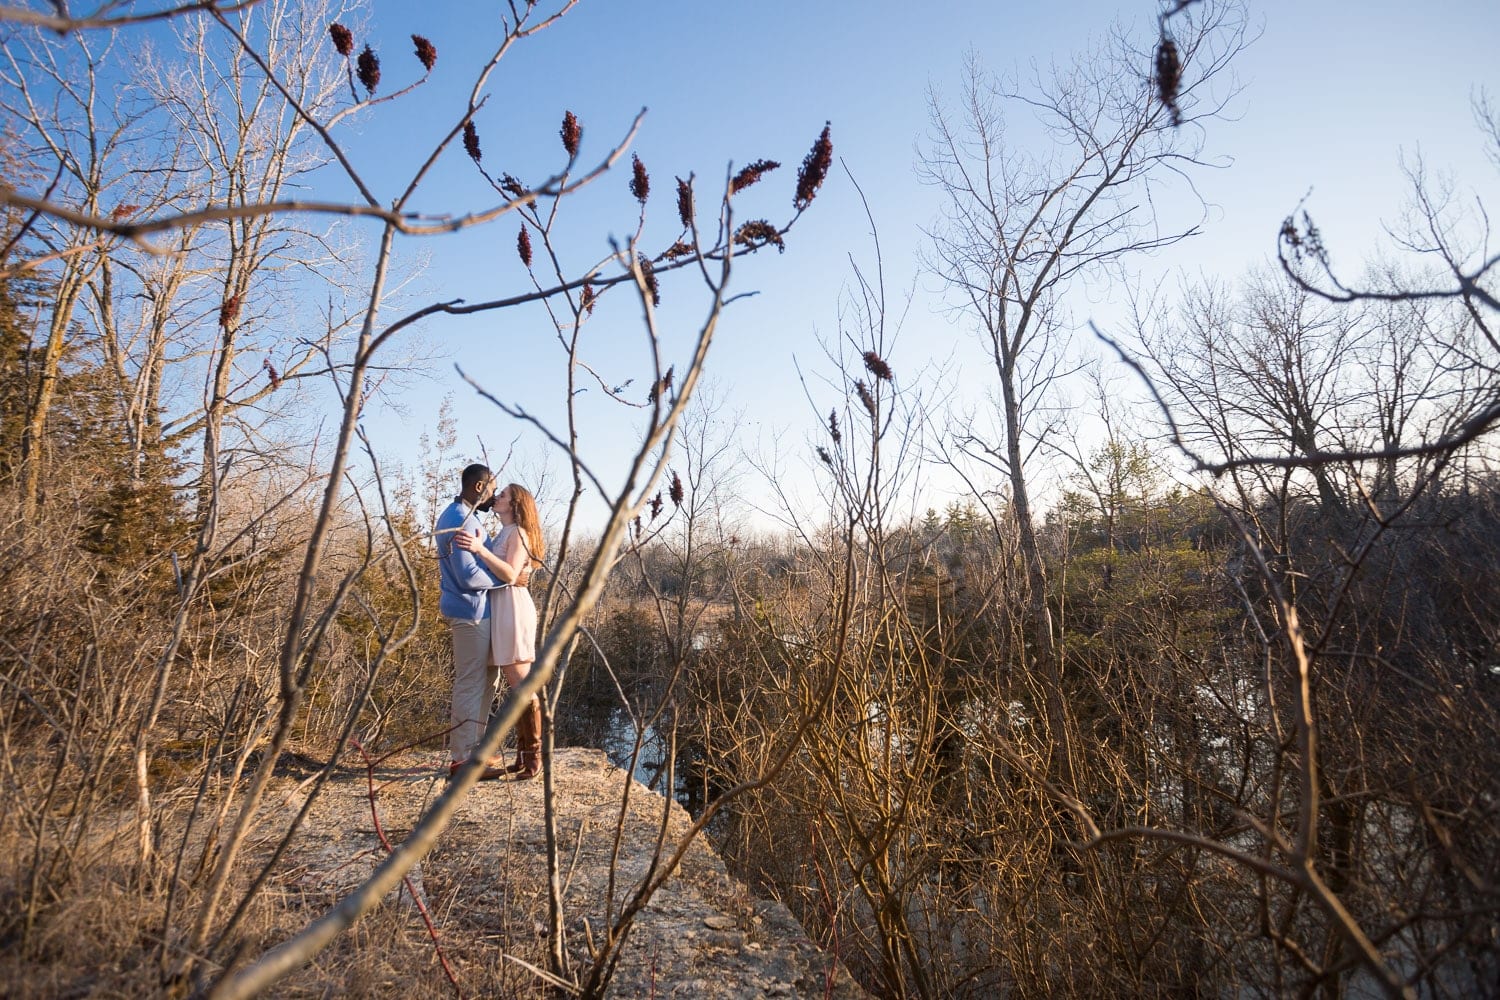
left=0, top=0, right=263, bottom=33
left=0, top=109, right=646, bottom=249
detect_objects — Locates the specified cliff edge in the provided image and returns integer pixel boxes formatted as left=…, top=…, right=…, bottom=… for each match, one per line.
left=266, top=746, right=867, bottom=998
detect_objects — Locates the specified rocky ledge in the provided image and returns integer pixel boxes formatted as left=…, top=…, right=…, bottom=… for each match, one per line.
left=270, top=746, right=867, bottom=998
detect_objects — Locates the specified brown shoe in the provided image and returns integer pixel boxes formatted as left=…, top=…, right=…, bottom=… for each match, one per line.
left=448, top=759, right=506, bottom=781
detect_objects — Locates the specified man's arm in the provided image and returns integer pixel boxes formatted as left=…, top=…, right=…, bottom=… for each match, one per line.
left=437, top=515, right=500, bottom=590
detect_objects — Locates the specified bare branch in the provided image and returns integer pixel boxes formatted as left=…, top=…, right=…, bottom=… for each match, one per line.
left=0, top=0, right=264, bottom=33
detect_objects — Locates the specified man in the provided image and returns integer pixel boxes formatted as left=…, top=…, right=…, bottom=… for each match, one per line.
left=435, top=463, right=506, bottom=780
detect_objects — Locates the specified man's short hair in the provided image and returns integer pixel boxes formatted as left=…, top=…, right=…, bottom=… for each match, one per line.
left=461, top=463, right=493, bottom=490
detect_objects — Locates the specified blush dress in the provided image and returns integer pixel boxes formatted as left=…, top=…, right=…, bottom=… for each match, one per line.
left=487, top=523, right=538, bottom=665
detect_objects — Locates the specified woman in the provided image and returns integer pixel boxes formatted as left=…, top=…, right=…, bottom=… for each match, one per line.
left=455, top=482, right=546, bottom=779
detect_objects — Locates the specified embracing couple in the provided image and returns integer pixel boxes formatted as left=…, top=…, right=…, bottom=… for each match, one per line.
left=435, top=463, right=546, bottom=781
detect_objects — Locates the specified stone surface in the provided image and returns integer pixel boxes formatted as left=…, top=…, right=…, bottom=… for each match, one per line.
left=268, top=746, right=868, bottom=998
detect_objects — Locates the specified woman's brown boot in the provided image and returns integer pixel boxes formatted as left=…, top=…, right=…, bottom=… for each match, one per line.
left=511, top=698, right=542, bottom=780
left=508, top=698, right=543, bottom=779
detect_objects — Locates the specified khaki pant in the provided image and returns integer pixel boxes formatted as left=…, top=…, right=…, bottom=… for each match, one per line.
left=448, top=618, right=498, bottom=762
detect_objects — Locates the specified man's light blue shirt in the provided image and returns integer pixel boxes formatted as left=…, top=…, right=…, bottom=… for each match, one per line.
left=436, top=498, right=498, bottom=620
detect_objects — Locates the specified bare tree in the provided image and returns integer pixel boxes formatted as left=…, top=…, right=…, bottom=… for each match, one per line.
left=920, top=0, right=1246, bottom=798
left=152, top=0, right=360, bottom=517
left=1259, top=93, right=1500, bottom=472
left=0, top=28, right=142, bottom=515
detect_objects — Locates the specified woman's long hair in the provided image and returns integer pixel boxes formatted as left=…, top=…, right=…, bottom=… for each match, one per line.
left=505, top=483, right=545, bottom=569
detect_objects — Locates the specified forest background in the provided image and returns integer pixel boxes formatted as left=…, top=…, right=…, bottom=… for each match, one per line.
left=1, top=0, right=1498, bottom=997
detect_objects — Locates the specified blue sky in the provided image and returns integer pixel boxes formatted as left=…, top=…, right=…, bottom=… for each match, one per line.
left=319, top=0, right=1499, bottom=531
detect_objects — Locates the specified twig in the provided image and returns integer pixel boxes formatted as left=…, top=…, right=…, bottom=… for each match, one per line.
left=349, top=738, right=460, bottom=998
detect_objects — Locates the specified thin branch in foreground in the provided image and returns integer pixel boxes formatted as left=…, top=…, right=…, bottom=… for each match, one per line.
left=0, top=0, right=264, bottom=33
left=349, top=738, right=460, bottom=997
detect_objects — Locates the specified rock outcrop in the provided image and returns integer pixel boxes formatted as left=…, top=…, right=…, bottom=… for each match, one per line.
left=275, top=746, right=867, bottom=998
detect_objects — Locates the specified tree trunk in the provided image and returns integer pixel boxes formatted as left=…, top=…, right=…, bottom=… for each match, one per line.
left=20, top=264, right=86, bottom=517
